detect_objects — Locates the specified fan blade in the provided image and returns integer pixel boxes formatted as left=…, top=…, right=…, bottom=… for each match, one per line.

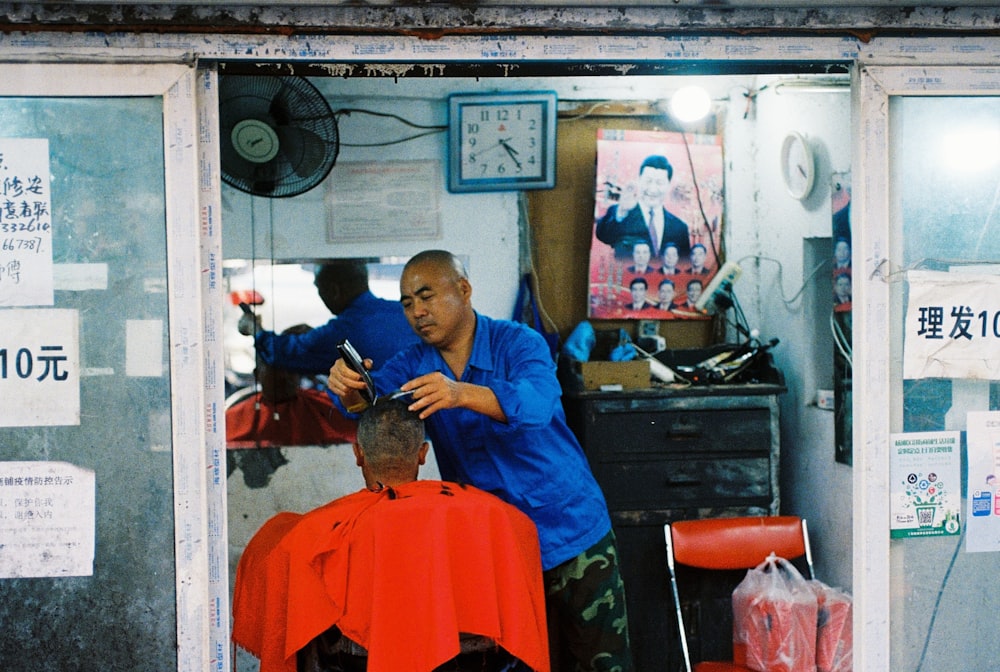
left=250, top=160, right=280, bottom=195
left=274, top=125, right=329, bottom=178
left=220, top=76, right=283, bottom=122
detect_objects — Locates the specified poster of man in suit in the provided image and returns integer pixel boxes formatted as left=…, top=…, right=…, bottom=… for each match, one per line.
left=589, top=129, right=724, bottom=320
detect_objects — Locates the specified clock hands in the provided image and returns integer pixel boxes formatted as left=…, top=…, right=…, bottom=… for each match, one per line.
left=498, top=138, right=522, bottom=170
left=469, top=137, right=519, bottom=168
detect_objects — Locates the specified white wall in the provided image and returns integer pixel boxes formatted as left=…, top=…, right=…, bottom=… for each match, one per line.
left=723, top=76, right=854, bottom=590
left=221, top=81, right=523, bottom=320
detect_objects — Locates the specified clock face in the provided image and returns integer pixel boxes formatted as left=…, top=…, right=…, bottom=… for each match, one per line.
left=448, top=92, right=556, bottom=192
left=780, top=132, right=816, bottom=200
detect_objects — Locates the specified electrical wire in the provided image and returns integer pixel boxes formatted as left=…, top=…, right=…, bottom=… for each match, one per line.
left=333, top=107, right=445, bottom=130
left=830, top=311, right=853, bottom=367
left=333, top=107, right=447, bottom=147
left=339, top=128, right=445, bottom=148
left=738, top=255, right=832, bottom=307
left=556, top=100, right=626, bottom=122
left=679, top=130, right=720, bottom=266
left=914, top=527, right=964, bottom=672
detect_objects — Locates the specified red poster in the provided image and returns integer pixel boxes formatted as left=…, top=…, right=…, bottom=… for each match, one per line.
left=589, top=129, right=724, bottom=320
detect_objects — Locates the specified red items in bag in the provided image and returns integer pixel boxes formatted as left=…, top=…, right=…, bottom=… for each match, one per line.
left=732, top=553, right=818, bottom=672
left=811, top=580, right=853, bottom=672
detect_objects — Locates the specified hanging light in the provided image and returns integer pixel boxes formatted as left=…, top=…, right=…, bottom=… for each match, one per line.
left=668, top=85, right=712, bottom=123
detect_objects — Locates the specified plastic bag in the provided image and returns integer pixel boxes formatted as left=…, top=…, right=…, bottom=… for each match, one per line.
left=562, top=321, right=596, bottom=362
left=732, top=553, right=818, bottom=672
left=810, top=579, right=853, bottom=672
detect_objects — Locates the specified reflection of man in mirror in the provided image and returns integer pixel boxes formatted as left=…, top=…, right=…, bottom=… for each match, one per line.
left=239, top=260, right=419, bottom=376
left=626, top=241, right=655, bottom=275
left=686, top=243, right=711, bottom=275
left=657, top=278, right=679, bottom=312
left=227, top=324, right=358, bottom=450
left=659, top=243, right=681, bottom=275
left=596, top=154, right=692, bottom=260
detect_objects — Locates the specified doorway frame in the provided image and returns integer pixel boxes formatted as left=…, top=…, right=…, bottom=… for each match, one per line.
left=0, top=62, right=226, bottom=671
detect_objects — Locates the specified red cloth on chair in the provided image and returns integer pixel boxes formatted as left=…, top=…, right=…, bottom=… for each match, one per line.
left=226, top=388, right=357, bottom=448
left=232, top=480, right=549, bottom=672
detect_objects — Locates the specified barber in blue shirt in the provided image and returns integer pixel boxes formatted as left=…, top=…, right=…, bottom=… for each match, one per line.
left=239, top=260, right=419, bottom=375
left=327, top=250, right=634, bottom=672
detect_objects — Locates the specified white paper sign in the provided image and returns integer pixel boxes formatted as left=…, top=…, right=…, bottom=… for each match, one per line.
left=0, top=138, right=54, bottom=307
left=889, top=431, right=961, bottom=538
left=0, top=308, right=79, bottom=427
left=965, top=411, right=1000, bottom=553
left=903, top=270, right=1000, bottom=380
left=326, top=160, right=442, bottom=243
left=0, top=461, right=95, bottom=578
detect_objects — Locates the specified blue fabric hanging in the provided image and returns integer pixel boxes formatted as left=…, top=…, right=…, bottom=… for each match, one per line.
left=512, top=273, right=560, bottom=362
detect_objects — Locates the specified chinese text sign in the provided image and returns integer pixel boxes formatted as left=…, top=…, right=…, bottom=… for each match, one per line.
left=0, top=138, right=54, bottom=307
left=0, top=461, right=95, bottom=578
left=890, top=431, right=961, bottom=538
left=904, top=269, right=1000, bottom=379
left=1, top=309, right=80, bottom=427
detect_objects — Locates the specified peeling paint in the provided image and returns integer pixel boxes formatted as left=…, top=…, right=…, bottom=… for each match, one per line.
left=0, top=3, right=997, bottom=37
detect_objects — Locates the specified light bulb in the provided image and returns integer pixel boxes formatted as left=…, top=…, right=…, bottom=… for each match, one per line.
left=669, top=86, right=712, bottom=123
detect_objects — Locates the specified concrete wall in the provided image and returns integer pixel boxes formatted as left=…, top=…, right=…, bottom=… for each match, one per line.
left=724, top=76, right=854, bottom=589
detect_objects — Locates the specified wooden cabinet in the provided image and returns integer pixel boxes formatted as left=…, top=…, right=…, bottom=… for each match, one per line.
left=563, top=384, right=784, bottom=672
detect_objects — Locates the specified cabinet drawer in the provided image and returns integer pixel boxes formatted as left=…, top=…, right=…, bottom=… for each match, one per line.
left=584, top=407, right=772, bottom=459
left=596, top=456, right=772, bottom=510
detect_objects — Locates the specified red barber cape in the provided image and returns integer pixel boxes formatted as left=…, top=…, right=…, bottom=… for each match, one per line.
left=226, top=388, right=357, bottom=448
left=231, top=480, right=549, bottom=672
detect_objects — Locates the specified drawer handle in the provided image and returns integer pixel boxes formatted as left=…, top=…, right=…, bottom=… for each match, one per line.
left=664, top=478, right=701, bottom=488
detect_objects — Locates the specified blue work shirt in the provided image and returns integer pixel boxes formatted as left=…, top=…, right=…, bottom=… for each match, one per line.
left=255, top=291, right=419, bottom=375
left=371, top=312, right=612, bottom=570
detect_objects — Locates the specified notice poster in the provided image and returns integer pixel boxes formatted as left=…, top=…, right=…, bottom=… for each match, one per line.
left=0, top=138, right=54, bottom=307
left=326, top=160, right=442, bottom=243
left=0, top=461, right=95, bottom=578
left=965, top=411, right=1000, bottom=552
left=890, top=431, right=961, bottom=539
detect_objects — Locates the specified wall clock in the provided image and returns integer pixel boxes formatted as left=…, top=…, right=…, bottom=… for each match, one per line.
left=448, top=91, right=557, bottom=193
left=780, top=131, right=816, bottom=201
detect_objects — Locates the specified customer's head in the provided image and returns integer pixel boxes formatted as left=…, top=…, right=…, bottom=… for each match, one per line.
left=400, top=250, right=474, bottom=349
left=354, top=398, right=428, bottom=487
left=315, top=260, right=370, bottom=315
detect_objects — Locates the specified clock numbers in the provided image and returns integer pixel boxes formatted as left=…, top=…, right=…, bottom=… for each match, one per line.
left=448, top=91, right=556, bottom=192
left=459, top=102, right=546, bottom=181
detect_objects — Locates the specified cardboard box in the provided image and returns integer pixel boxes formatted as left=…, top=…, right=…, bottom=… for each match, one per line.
left=579, top=360, right=650, bottom=390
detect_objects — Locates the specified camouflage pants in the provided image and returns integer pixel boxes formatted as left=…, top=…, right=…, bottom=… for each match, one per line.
left=543, top=530, right=635, bottom=672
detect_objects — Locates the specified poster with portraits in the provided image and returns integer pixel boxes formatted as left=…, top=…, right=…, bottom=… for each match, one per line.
left=832, top=174, right=852, bottom=312
left=588, top=129, right=724, bottom=320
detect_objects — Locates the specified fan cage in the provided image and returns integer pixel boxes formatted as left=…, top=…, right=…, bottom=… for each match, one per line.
left=219, top=75, right=339, bottom=198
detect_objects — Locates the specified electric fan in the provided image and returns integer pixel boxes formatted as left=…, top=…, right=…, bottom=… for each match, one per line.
left=219, top=75, right=339, bottom=198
